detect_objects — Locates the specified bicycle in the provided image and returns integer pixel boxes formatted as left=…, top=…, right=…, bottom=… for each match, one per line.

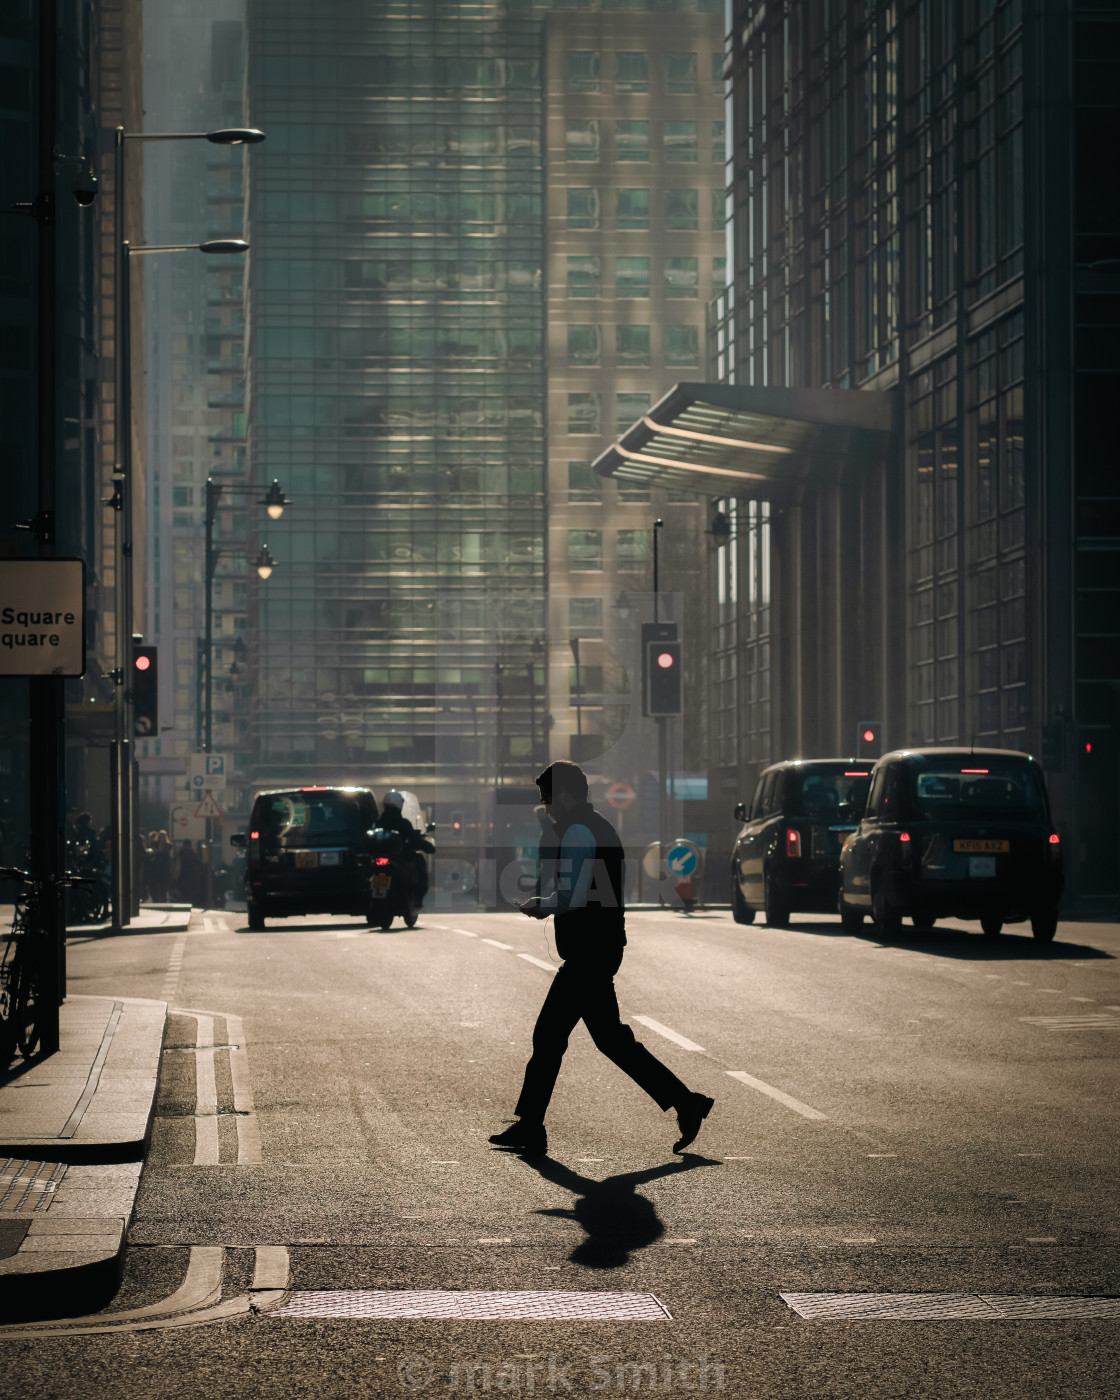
left=0, top=867, right=91, bottom=1063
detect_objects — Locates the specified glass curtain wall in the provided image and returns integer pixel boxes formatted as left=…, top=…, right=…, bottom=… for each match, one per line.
left=245, top=0, right=549, bottom=800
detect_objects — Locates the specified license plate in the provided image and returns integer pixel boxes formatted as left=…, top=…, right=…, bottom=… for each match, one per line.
left=370, top=873, right=391, bottom=892
left=954, top=839, right=1009, bottom=853
left=969, top=856, right=997, bottom=878
left=294, top=851, right=318, bottom=869
left=319, top=851, right=341, bottom=866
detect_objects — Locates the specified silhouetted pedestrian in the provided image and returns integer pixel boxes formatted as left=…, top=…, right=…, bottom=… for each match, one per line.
left=489, top=761, right=714, bottom=1158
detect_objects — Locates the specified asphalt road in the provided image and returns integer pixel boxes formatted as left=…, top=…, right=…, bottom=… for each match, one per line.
left=5, top=904, right=1119, bottom=1398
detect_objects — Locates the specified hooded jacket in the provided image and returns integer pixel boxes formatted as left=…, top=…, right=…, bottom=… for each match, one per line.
left=540, top=800, right=626, bottom=961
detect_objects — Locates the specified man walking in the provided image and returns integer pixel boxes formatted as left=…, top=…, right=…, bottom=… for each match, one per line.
left=489, top=761, right=714, bottom=1158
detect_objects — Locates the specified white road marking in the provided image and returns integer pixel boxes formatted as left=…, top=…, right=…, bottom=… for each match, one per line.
left=632, top=1015, right=706, bottom=1053
left=1012, top=981, right=1030, bottom=986
left=867, top=1153, right=897, bottom=1158
left=478, top=1238, right=512, bottom=1245
left=1027, top=1237, right=1057, bottom=1244
left=225, top=1013, right=262, bottom=1164
left=482, top=938, right=514, bottom=950
left=194, top=1115, right=220, bottom=1166
left=1018, top=1015, right=1120, bottom=1029
left=724, top=1156, right=755, bottom=1160
left=1068, top=996, right=1094, bottom=1002
left=664, top=1238, right=697, bottom=1245
left=453, top=928, right=478, bottom=938
left=726, top=1070, right=828, bottom=1120
left=842, top=1237, right=877, bottom=1244
left=518, top=953, right=556, bottom=973
left=1017, top=1152, right=1045, bottom=1157
left=194, top=1019, right=218, bottom=1112
left=160, top=932, right=188, bottom=1002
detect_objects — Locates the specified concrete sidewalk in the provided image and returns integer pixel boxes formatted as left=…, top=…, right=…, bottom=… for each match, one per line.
left=0, top=993, right=167, bottom=1320
left=66, top=902, right=193, bottom=938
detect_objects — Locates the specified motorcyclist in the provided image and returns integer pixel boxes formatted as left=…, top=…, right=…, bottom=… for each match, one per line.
left=375, top=790, right=434, bottom=900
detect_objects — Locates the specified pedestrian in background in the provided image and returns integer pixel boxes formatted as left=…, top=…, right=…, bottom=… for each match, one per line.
left=149, top=831, right=172, bottom=902
left=489, top=760, right=714, bottom=1158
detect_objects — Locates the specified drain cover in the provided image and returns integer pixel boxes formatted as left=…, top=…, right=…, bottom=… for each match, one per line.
left=781, top=1293, right=1120, bottom=1320
left=0, top=1159, right=66, bottom=1213
left=270, top=1289, right=672, bottom=1321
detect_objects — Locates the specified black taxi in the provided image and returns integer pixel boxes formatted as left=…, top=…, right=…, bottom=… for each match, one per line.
left=232, top=786, right=380, bottom=929
left=731, top=759, right=874, bottom=927
left=837, top=748, right=1063, bottom=941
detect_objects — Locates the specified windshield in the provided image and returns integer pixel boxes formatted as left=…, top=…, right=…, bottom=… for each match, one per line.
left=787, top=766, right=871, bottom=820
left=906, top=761, right=1048, bottom=822
left=258, top=791, right=372, bottom=847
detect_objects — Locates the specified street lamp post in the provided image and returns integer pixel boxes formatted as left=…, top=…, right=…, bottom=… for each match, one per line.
left=109, top=123, right=263, bottom=931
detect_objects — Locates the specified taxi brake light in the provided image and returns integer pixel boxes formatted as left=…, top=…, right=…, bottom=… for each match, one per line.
left=898, top=831, right=911, bottom=842
left=960, top=768, right=989, bottom=774
left=250, top=831, right=259, bottom=839
left=1048, top=833, right=1060, bottom=845
left=785, top=828, right=802, bottom=859
left=844, top=771, right=866, bottom=777
left=374, top=856, right=390, bottom=867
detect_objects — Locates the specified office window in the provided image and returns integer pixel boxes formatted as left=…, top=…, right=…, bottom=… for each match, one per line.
left=617, top=479, right=650, bottom=502
left=665, top=51, right=697, bottom=93
left=711, top=119, right=725, bottom=162
left=665, top=188, right=699, bottom=230
left=665, top=324, right=699, bottom=364
left=617, top=256, right=650, bottom=296
left=568, top=529, right=603, bottom=570
left=664, top=120, right=698, bottom=161
left=711, top=49, right=723, bottom=92
left=569, top=596, right=603, bottom=637
left=616, top=51, right=648, bottom=93
left=713, top=255, right=726, bottom=288
left=566, top=119, right=599, bottom=161
left=665, top=256, right=699, bottom=297
left=567, top=460, right=601, bottom=502
left=567, top=187, right=599, bottom=229
left=567, top=324, right=600, bottom=365
left=616, top=120, right=649, bottom=160
left=567, top=392, right=600, bottom=434
left=616, top=187, right=650, bottom=229
left=617, top=528, right=650, bottom=569
left=616, top=391, right=650, bottom=432
left=711, top=188, right=725, bottom=229
left=566, top=50, right=599, bottom=92
left=567, top=255, right=600, bottom=297
left=617, top=323, right=651, bottom=365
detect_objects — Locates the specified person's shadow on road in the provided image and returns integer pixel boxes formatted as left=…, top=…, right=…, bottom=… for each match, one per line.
left=516, top=1153, right=718, bottom=1269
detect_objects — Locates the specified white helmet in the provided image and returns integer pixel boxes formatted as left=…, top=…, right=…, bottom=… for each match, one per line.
left=382, top=789, right=405, bottom=810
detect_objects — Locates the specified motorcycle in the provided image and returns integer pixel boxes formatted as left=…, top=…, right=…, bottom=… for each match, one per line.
left=366, top=827, right=424, bottom=930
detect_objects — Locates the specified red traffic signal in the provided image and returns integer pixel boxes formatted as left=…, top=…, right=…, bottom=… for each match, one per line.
left=856, top=720, right=883, bottom=757
left=133, top=645, right=158, bottom=736
left=646, top=639, right=682, bottom=716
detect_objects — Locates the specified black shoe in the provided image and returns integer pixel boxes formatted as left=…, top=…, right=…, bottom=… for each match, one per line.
left=488, top=1121, right=547, bottom=1156
left=672, top=1093, right=714, bottom=1153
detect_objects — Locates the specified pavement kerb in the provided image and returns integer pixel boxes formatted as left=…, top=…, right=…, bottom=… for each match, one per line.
left=0, top=994, right=168, bottom=1322
left=65, top=904, right=194, bottom=938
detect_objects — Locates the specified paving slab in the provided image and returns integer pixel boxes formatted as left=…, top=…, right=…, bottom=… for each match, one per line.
left=65, top=903, right=193, bottom=937
left=0, top=993, right=165, bottom=1320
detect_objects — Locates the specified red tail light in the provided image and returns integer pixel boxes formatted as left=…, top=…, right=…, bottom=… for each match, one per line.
left=375, top=856, right=390, bottom=867
left=250, top=831, right=259, bottom=839
left=785, top=828, right=802, bottom=859
left=898, top=831, right=911, bottom=843
left=1048, top=832, right=1060, bottom=845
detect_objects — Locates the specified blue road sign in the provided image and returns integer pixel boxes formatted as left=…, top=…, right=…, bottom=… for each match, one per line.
left=667, top=843, right=698, bottom=877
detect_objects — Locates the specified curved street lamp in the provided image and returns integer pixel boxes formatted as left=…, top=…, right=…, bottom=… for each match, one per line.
left=255, top=545, right=276, bottom=580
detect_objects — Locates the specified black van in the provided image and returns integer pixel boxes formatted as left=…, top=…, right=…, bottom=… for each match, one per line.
left=731, top=759, right=875, bottom=927
left=837, top=748, right=1063, bottom=940
left=232, top=787, right=379, bottom=929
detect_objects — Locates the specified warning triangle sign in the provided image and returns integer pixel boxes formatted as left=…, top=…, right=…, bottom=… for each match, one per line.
left=194, top=790, right=224, bottom=819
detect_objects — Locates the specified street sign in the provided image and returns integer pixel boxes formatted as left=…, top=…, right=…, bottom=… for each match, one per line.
left=0, top=559, right=86, bottom=676
left=170, top=804, right=206, bottom=840
left=666, top=843, right=699, bottom=877
left=605, top=781, right=636, bottom=810
left=188, top=753, right=225, bottom=780
left=194, top=790, right=225, bottom=820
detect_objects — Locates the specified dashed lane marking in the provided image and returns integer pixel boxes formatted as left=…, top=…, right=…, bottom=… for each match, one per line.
left=781, top=1292, right=1120, bottom=1320
left=518, top=953, right=557, bottom=973
left=1018, top=1015, right=1120, bottom=1030
left=631, top=1015, right=707, bottom=1053
left=159, top=932, right=188, bottom=1003
left=452, top=928, right=479, bottom=938
left=481, top=938, right=514, bottom=950
left=726, top=1070, right=828, bottom=1121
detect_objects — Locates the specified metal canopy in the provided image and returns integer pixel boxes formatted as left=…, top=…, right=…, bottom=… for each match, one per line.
left=591, top=382, right=896, bottom=501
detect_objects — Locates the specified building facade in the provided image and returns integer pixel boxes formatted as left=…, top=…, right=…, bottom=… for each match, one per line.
left=595, top=0, right=1120, bottom=906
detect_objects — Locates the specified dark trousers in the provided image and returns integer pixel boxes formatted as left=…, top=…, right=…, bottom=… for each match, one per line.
left=514, top=948, right=691, bottom=1123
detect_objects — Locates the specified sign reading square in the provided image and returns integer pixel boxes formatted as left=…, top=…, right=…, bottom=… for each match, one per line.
left=0, top=559, right=86, bottom=677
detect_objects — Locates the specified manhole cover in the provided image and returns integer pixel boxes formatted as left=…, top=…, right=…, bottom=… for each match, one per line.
left=270, top=1289, right=672, bottom=1321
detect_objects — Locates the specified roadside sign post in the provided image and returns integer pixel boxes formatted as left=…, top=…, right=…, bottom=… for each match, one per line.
left=0, top=559, right=87, bottom=1056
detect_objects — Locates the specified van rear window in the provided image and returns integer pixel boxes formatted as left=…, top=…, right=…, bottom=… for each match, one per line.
left=787, top=766, right=871, bottom=819
left=258, top=792, right=371, bottom=848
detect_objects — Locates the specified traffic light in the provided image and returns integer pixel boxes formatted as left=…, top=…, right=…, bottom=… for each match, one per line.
left=641, top=620, right=678, bottom=716
left=646, top=639, right=683, bottom=717
left=133, top=645, right=158, bottom=737
left=1041, top=719, right=1065, bottom=771
left=856, top=720, right=883, bottom=757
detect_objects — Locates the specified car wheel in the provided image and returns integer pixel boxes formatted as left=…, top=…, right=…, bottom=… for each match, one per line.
left=247, top=901, right=265, bottom=931
left=731, top=878, right=756, bottom=925
left=911, top=906, right=936, bottom=931
left=404, top=900, right=420, bottom=929
left=378, top=912, right=394, bottom=931
left=837, top=889, right=863, bottom=934
left=763, top=868, right=790, bottom=929
left=870, top=875, right=901, bottom=938
left=980, top=915, right=1003, bottom=938
left=1030, top=906, right=1058, bottom=943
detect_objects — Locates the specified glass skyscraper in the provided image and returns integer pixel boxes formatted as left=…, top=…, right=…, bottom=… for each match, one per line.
left=245, top=0, right=550, bottom=802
